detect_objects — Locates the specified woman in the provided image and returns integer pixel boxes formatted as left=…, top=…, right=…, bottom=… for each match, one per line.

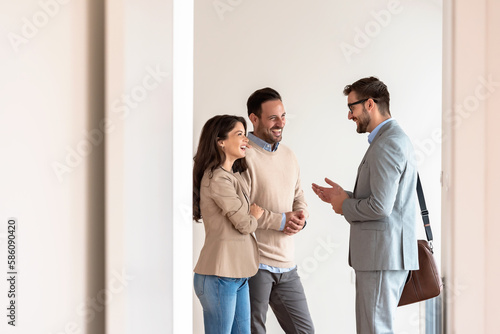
left=193, top=115, right=263, bottom=334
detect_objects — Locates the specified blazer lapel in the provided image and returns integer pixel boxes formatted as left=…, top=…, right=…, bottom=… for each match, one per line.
left=353, top=156, right=366, bottom=195
left=352, top=120, right=396, bottom=194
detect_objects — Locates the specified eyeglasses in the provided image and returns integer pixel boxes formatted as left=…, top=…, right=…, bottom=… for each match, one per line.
left=347, top=98, right=377, bottom=114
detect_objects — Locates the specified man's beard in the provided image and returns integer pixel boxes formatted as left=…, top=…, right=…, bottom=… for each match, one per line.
left=256, top=127, right=283, bottom=144
left=356, top=107, right=371, bottom=133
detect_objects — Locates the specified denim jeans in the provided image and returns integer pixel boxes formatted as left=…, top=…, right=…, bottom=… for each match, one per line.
left=194, top=273, right=251, bottom=334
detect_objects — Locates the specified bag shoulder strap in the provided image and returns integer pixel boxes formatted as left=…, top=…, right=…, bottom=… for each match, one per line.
left=416, top=173, right=433, bottom=243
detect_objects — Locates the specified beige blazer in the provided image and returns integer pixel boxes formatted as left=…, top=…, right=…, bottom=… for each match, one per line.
left=194, top=167, right=260, bottom=278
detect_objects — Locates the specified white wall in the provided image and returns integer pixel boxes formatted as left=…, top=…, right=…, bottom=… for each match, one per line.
left=0, top=1, right=105, bottom=333
left=0, top=1, right=447, bottom=333
left=442, top=0, right=500, bottom=332
left=5, top=1, right=500, bottom=333
left=8, top=1, right=500, bottom=333
left=1, top=1, right=193, bottom=334
left=194, top=1, right=442, bottom=333
left=105, top=0, right=192, bottom=334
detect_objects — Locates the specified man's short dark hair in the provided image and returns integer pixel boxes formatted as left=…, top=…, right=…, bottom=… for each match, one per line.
left=343, top=77, right=391, bottom=116
left=247, top=87, right=282, bottom=118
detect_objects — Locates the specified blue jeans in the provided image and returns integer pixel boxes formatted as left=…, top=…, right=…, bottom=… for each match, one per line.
left=194, top=273, right=251, bottom=334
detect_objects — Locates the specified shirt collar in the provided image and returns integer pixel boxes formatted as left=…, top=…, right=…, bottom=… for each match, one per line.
left=248, top=132, right=279, bottom=152
left=368, top=118, right=394, bottom=144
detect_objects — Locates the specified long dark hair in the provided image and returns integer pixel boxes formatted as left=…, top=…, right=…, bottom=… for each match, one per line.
left=193, top=115, right=248, bottom=222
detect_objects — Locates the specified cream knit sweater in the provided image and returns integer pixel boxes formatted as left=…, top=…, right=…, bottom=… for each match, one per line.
left=242, top=139, right=309, bottom=268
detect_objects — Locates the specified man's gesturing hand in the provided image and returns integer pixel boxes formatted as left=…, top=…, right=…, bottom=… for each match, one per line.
left=312, top=178, right=349, bottom=214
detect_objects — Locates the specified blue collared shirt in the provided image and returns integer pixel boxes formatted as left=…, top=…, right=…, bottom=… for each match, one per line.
left=248, top=132, right=279, bottom=152
left=368, top=118, right=394, bottom=144
left=247, top=132, right=296, bottom=273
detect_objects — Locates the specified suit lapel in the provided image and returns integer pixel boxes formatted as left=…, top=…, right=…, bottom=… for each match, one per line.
left=352, top=120, right=397, bottom=194
left=353, top=156, right=366, bottom=195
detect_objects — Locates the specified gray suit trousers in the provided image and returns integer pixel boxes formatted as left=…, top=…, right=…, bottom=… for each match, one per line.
left=355, top=270, right=409, bottom=334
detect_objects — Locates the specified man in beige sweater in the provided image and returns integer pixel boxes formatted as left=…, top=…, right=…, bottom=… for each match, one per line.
left=242, top=87, right=314, bottom=333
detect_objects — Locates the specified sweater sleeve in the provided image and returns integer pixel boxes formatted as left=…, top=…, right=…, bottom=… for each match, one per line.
left=209, top=173, right=258, bottom=235
left=256, top=209, right=283, bottom=231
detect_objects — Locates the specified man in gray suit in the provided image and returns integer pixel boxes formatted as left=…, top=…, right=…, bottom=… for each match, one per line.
left=312, top=77, right=418, bottom=334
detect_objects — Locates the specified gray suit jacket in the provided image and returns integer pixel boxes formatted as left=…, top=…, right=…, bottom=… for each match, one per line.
left=342, top=120, right=419, bottom=271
